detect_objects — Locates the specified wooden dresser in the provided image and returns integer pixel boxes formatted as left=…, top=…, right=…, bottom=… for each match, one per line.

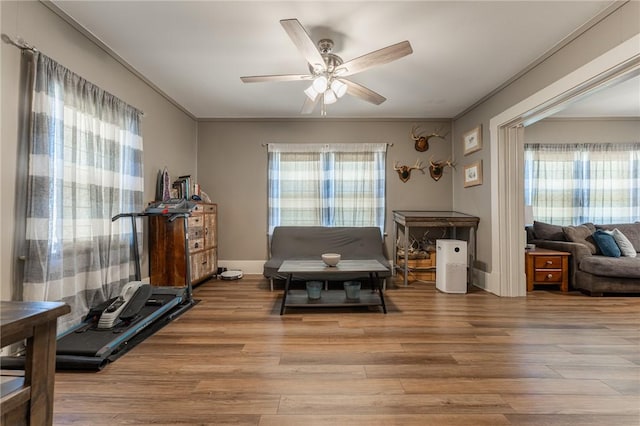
left=525, top=247, right=570, bottom=292
left=149, top=202, right=218, bottom=286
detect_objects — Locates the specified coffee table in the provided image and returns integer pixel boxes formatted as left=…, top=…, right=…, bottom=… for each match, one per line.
left=278, top=259, right=389, bottom=315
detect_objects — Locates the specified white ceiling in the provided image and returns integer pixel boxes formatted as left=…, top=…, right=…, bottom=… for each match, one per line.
left=553, top=74, right=640, bottom=118
left=51, top=1, right=634, bottom=119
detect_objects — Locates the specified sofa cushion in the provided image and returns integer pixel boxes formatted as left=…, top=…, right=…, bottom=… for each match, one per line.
left=533, top=221, right=566, bottom=241
left=579, top=256, right=640, bottom=278
left=592, top=230, right=621, bottom=257
left=563, top=223, right=597, bottom=254
left=596, top=223, right=640, bottom=252
left=607, top=228, right=637, bottom=257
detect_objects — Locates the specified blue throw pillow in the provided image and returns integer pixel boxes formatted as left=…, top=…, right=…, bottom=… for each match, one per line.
left=592, top=230, right=621, bottom=257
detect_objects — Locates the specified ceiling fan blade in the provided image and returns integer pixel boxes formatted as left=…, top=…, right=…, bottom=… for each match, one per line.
left=280, top=19, right=326, bottom=70
left=342, top=79, right=386, bottom=105
left=301, top=96, right=320, bottom=114
left=241, top=74, right=312, bottom=83
left=336, top=41, right=413, bottom=77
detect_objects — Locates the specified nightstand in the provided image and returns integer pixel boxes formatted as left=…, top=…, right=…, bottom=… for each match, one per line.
left=525, top=248, right=570, bottom=292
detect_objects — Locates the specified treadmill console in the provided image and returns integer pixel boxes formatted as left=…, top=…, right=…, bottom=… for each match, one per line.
left=145, top=198, right=191, bottom=214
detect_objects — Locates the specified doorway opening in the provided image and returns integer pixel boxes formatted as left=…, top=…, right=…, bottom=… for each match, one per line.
left=489, top=35, right=640, bottom=297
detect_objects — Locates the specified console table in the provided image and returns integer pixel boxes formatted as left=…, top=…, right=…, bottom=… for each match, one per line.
left=278, top=259, right=388, bottom=315
left=393, top=210, right=480, bottom=286
left=1, top=301, right=69, bottom=425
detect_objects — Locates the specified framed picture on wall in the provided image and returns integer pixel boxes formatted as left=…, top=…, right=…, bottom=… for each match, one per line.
left=463, top=125, right=482, bottom=155
left=463, top=160, right=483, bottom=187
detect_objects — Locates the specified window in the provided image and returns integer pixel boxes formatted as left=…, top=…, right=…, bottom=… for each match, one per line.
left=524, top=143, right=639, bottom=225
left=268, top=143, right=387, bottom=233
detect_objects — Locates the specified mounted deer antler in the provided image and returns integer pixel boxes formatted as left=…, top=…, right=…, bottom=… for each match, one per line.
left=428, top=155, right=455, bottom=181
left=410, top=125, right=450, bottom=152
left=394, top=159, right=426, bottom=182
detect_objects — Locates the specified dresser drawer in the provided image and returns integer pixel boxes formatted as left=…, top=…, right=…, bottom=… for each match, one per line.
left=188, top=214, right=204, bottom=228
left=534, top=270, right=563, bottom=283
left=534, top=256, right=562, bottom=269
left=202, top=204, right=216, bottom=214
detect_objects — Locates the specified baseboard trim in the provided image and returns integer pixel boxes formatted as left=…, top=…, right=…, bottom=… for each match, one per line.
left=471, top=268, right=500, bottom=296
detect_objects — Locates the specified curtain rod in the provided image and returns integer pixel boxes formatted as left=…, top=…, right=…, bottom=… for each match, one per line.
left=1, top=34, right=37, bottom=51
left=261, top=142, right=394, bottom=147
left=2, top=33, right=146, bottom=118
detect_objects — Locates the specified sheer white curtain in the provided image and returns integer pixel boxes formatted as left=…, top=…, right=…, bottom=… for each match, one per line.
left=23, top=52, right=144, bottom=332
left=333, top=144, right=386, bottom=228
left=268, top=143, right=387, bottom=234
left=268, top=145, right=323, bottom=229
left=524, top=143, right=640, bottom=225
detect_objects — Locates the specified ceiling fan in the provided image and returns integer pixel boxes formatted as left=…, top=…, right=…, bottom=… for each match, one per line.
left=240, top=19, right=413, bottom=115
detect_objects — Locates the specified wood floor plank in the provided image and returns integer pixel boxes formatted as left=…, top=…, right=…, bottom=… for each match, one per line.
left=558, top=344, right=640, bottom=355
left=365, top=364, right=561, bottom=379
left=50, top=275, right=640, bottom=425
left=194, top=378, right=406, bottom=395
left=258, top=414, right=511, bottom=426
left=602, top=379, right=640, bottom=395
left=279, top=351, right=457, bottom=365
left=549, top=365, right=640, bottom=380
left=504, top=414, right=640, bottom=426
left=400, top=378, right=619, bottom=395
left=502, top=394, right=640, bottom=415
left=277, top=393, right=512, bottom=415
left=451, top=352, right=636, bottom=366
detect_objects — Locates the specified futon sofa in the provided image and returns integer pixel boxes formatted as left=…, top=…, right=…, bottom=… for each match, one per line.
left=263, top=226, right=392, bottom=291
left=528, top=221, right=640, bottom=295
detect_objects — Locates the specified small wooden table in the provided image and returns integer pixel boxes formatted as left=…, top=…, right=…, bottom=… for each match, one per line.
left=1, top=301, right=70, bottom=426
left=392, top=211, right=480, bottom=286
left=278, top=260, right=389, bottom=315
left=525, top=248, right=570, bottom=292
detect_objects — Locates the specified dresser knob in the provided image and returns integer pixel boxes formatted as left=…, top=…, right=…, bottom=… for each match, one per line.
left=547, top=273, right=553, bottom=279
left=546, top=260, right=552, bottom=265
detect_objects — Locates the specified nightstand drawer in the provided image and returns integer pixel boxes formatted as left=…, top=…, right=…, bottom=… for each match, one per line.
left=534, top=256, right=562, bottom=269
left=534, top=270, right=562, bottom=283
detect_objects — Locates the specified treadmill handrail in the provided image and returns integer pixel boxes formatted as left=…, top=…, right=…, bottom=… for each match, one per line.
left=111, top=210, right=192, bottom=222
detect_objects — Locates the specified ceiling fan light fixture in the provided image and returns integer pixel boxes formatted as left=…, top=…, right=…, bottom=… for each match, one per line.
left=312, top=75, right=328, bottom=93
left=331, top=79, right=347, bottom=98
left=323, top=89, right=337, bottom=105
left=304, top=85, right=319, bottom=101
left=241, top=19, right=413, bottom=115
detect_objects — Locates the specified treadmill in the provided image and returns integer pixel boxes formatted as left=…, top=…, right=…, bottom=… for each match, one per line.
left=18, top=200, right=197, bottom=370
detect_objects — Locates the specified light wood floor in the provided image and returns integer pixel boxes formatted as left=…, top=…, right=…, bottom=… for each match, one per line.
left=53, top=276, right=640, bottom=425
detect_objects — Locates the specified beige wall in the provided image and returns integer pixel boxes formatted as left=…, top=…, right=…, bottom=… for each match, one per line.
left=525, top=118, right=640, bottom=144
left=197, top=119, right=453, bottom=263
left=452, top=1, right=639, bottom=274
left=0, top=1, right=197, bottom=300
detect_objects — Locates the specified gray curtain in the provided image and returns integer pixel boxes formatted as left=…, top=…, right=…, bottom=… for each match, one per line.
left=267, top=143, right=387, bottom=235
left=22, top=52, right=144, bottom=333
left=524, top=143, right=640, bottom=226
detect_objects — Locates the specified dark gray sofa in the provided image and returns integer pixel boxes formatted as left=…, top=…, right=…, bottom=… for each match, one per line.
left=263, top=226, right=392, bottom=291
left=528, top=221, right=640, bottom=295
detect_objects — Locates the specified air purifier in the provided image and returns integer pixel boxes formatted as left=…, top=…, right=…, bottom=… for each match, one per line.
left=436, top=239, right=468, bottom=294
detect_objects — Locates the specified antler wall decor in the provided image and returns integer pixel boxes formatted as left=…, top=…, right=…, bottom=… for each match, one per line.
left=428, top=156, right=455, bottom=181
left=394, top=159, right=426, bottom=182
left=410, top=125, right=450, bottom=152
